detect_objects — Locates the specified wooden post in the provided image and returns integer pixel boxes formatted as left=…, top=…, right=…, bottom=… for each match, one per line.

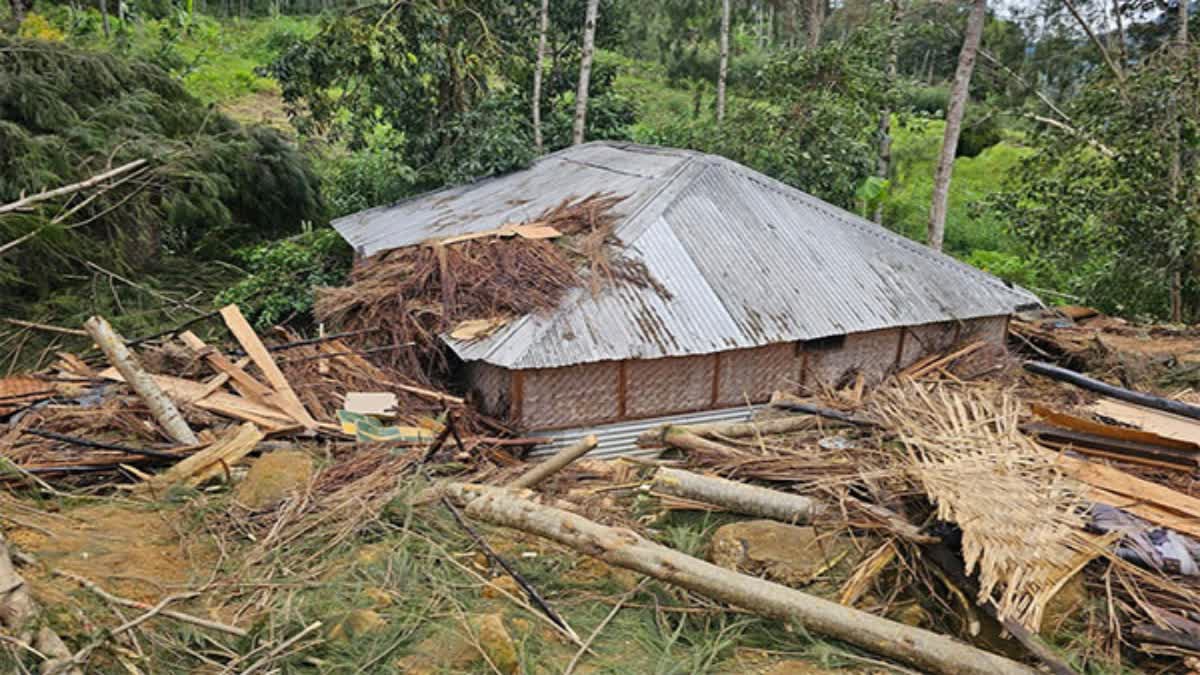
left=509, top=435, right=599, bottom=490
left=85, top=316, right=199, bottom=445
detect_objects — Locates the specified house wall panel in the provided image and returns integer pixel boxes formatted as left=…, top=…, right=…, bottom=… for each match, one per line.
left=627, top=355, right=714, bottom=418
left=803, top=328, right=902, bottom=388
left=521, top=361, right=620, bottom=430
left=717, top=343, right=795, bottom=405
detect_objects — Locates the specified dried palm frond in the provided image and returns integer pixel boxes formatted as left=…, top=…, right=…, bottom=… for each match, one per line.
left=872, top=380, right=1098, bottom=631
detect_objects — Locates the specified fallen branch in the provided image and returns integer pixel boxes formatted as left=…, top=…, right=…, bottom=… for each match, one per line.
left=508, top=435, right=598, bottom=490
left=19, top=428, right=183, bottom=461
left=238, top=620, right=323, bottom=675
left=1, top=319, right=88, bottom=337
left=768, top=400, right=878, bottom=427
left=650, top=467, right=819, bottom=524
left=54, top=571, right=247, bottom=637
left=443, top=484, right=1038, bottom=675
left=0, top=160, right=148, bottom=217
left=84, top=316, right=198, bottom=445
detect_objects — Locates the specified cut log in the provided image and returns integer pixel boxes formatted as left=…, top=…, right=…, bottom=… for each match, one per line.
left=139, top=422, right=263, bottom=491
left=651, top=467, right=819, bottom=524
left=637, top=415, right=816, bottom=447
left=658, top=428, right=747, bottom=456
left=509, top=435, right=598, bottom=490
left=219, top=305, right=318, bottom=430
left=442, top=484, right=1037, bottom=675
left=1024, top=361, right=1200, bottom=422
left=84, top=316, right=198, bottom=445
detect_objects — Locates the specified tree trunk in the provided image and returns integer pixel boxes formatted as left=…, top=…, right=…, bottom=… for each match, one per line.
left=926, top=0, right=986, bottom=252
left=443, top=484, right=1039, bottom=675
left=532, top=0, right=550, bottom=154
left=874, top=0, right=904, bottom=224
left=651, top=467, right=820, bottom=523
left=805, top=0, right=824, bottom=49
left=100, top=0, right=111, bottom=36
left=84, top=316, right=199, bottom=445
left=8, top=0, right=31, bottom=25
left=572, top=0, right=600, bottom=146
left=1170, top=0, right=1189, bottom=321
left=716, top=0, right=731, bottom=122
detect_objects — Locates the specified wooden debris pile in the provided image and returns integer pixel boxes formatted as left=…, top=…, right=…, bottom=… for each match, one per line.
left=0, top=303, right=515, bottom=488
left=314, top=193, right=652, bottom=378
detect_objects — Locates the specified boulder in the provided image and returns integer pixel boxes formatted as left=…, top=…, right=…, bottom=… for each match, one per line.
left=233, top=451, right=313, bottom=510
left=709, top=520, right=850, bottom=586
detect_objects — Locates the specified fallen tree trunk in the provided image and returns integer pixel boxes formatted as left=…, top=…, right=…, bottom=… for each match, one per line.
left=651, top=467, right=819, bottom=523
left=509, top=435, right=598, bottom=490
left=84, top=316, right=199, bottom=445
left=442, top=484, right=1038, bottom=675
left=1024, top=361, right=1200, bottom=422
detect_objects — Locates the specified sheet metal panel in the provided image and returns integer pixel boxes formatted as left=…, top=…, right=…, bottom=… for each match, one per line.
left=527, top=404, right=764, bottom=460
left=334, top=141, right=1041, bottom=370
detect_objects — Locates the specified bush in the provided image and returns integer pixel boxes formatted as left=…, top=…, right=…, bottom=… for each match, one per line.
left=215, top=227, right=352, bottom=329
left=319, top=126, right=417, bottom=218
left=902, top=83, right=949, bottom=115
left=957, top=110, right=1002, bottom=158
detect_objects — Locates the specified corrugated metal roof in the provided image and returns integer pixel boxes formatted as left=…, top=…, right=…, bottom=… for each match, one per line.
left=527, top=404, right=764, bottom=460
left=332, top=141, right=1041, bottom=370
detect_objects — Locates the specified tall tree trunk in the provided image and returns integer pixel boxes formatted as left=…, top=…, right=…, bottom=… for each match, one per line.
left=100, top=0, right=111, bottom=36
left=532, top=0, right=550, bottom=154
left=784, top=0, right=798, bottom=47
left=874, top=0, right=904, bottom=224
left=926, top=0, right=986, bottom=252
left=716, top=0, right=731, bottom=123
left=572, top=0, right=600, bottom=146
left=1169, top=0, right=1190, bottom=321
left=805, top=0, right=824, bottom=49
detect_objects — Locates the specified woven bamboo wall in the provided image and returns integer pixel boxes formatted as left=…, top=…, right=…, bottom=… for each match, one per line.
left=521, top=361, right=620, bottom=430
left=717, top=344, right=795, bottom=406
left=900, top=321, right=959, bottom=369
left=465, top=362, right=511, bottom=420
left=803, top=328, right=903, bottom=388
left=473, top=314, right=1011, bottom=431
left=627, top=355, right=714, bottom=418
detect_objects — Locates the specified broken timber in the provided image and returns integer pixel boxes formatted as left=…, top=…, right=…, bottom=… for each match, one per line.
left=1024, top=361, right=1200, bottom=422
left=443, top=483, right=1038, bottom=675
left=508, top=435, right=598, bottom=490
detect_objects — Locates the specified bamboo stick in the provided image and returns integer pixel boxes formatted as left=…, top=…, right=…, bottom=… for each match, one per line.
left=443, top=484, right=1037, bottom=675
left=84, top=316, right=198, bottom=445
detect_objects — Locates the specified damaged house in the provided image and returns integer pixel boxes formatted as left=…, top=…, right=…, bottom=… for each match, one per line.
left=331, top=142, right=1039, bottom=435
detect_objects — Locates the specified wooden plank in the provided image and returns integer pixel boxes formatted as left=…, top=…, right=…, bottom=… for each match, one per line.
left=99, top=368, right=294, bottom=431
left=178, top=331, right=275, bottom=402
left=219, top=305, right=318, bottom=430
left=1054, top=455, right=1200, bottom=521
left=1091, top=397, right=1200, bottom=446
left=1030, top=403, right=1200, bottom=452
left=140, top=423, right=263, bottom=491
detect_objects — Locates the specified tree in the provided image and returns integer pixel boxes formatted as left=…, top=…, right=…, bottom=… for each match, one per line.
left=572, top=0, right=600, bottom=144
left=874, top=0, right=903, bottom=224
left=533, top=0, right=550, bottom=153
left=927, top=0, right=986, bottom=251
left=806, top=0, right=824, bottom=48
left=716, top=0, right=730, bottom=122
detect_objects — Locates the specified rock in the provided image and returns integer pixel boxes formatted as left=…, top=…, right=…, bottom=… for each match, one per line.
left=472, top=613, right=519, bottom=674
left=233, top=451, right=313, bottom=510
left=482, top=575, right=521, bottom=599
left=329, top=609, right=387, bottom=641
left=709, top=520, right=850, bottom=586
